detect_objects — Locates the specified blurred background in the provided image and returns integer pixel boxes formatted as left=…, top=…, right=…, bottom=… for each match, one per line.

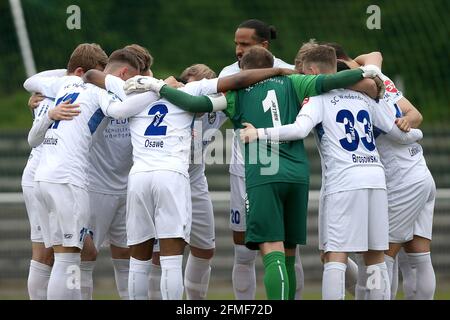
left=0, top=0, right=449, bottom=299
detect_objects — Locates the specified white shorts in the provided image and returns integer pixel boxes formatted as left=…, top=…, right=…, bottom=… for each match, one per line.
left=388, top=173, right=436, bottom=242
left=229, top=174, right=247, bottom=232
left=319, top=189, right=389, bottom=253
left=189, top=164, right=215, bottom=250
left=35, top=182, right=90, bottom=249
left=22, top=185, right=43, bottom=242
left=88, top=191, right=128, bottom=250
left=126, top=171, right=192, bottom=246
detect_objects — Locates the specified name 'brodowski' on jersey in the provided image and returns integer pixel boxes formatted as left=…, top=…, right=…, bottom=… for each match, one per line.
left=352, top=154, right=379, bottom=164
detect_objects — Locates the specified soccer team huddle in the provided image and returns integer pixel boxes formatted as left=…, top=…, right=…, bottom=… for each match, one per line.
left=21, top=19, right=436, bottom=300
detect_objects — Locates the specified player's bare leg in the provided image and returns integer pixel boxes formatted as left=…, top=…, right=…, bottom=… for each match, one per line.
left=79, top=235, right=97, bottom=300
left=129, top=239, right=154, bottom=300
left=232, top=231, right=257, bottom=299
left=48, top=245, right=82, bottom=300
left=362, top=250, right=391, bottom=300
left=322, top=252, right=348, bottom=300
left=159, top=238, right=186, bottom=300
left=403, top=236, right=435, bottom=299
left=259, top=241, right=288, bottom=300
left=185, top=246, right=214, bottom=300
left=28, top=243, right=53, bottom=300
left=110, top=245, right=130, bottom=300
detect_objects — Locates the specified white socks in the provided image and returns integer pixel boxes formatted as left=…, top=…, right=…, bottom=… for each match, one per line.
left=384, top=254, right=396, bottom=300
left=232, top=244, right=257, bottom=300
left=47, top=253, right=81, bottom=300
left=345, top=257, right=358, bottom=297
left=160, top=255, right=184, bottom=300
left=184, top=254, right=211, bottom=300
left=28, top=260, right=51, bottom=300
left=80, top=260, right=95, bottom=300
left=148, top=262, right=162, bottom=300
left=111, top=258, right=129, bottom=300
left=129, top=257, right=151, bottom=300
left=398, top=248, right=415, bottom=299
left=294, top=248, right=304, bottom=300
left=365, top=262, right=391, bottom=300
left=322, top=262, right=346, bottom=300
left=355, top=254, right=367, bottom=300
left=406, top=252, right=435, bottom=299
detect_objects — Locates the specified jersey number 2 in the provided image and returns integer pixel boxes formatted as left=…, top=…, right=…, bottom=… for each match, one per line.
left=145, top=104, right=168, bottom=136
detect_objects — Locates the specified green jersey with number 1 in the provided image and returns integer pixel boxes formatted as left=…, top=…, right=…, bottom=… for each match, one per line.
left=224, top=74, right=321, bottom=188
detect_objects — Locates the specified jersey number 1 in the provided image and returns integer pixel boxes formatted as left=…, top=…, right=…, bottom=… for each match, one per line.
left=262, top=90, right=282, bottom=127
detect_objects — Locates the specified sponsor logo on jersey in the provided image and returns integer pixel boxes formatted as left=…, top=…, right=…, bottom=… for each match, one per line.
left=384, top=79, right=398, bottom=93
left=409, top=145, right=422, bottom=157
left=208, top=112, right=217, bottom=124
left=43, top=137, right=58, bottom=145
left=64, top=234, right=73, bottom=239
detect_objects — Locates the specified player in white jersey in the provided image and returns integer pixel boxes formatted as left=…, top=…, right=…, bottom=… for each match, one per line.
left=22, top=94, right=54, bottom=299
left=23, top=45, right=142, bottom=300
left=329, top=43, right=435, bottom=299
left=109, top=75, right=222, bottom=300
left=68, top=45, right=152, bottom=300
left=218, top=18, right=305, bottom=300
left=163, top=64, right=225, bottom=300
left=240, top=45, right=423, bottom=300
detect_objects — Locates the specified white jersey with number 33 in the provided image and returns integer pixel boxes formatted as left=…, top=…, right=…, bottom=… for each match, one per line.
left=303, top=89, right=397, bottom=196
left=129, top=78, right=218, bottom=178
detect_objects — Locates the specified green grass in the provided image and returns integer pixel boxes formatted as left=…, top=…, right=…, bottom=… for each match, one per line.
left=0, top=91, right=33, bottom=129
left=2, top=281, right=450, bottom=300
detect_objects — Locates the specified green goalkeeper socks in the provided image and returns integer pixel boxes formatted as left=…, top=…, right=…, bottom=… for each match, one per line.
left=263, top=251, right=289, bottom=300
left=285, top=255, right=296, bottom=300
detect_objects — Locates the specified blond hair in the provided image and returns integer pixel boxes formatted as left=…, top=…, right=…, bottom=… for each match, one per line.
left=67, top=43, right=108, bottom=73
left=301, top=45, right=337, bottom=74
left=179, top=64, right=216, bottom=82
left=294, top=39, right=319, bottom=72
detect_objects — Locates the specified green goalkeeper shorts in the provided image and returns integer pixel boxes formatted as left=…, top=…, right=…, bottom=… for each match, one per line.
left=245, top=182, right=309, bottom=250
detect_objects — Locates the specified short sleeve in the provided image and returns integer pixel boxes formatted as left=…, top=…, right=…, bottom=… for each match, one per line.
left=381, top=74, right=403, bottom=104
left=369, top=99, right=396, bottom=133
left=299, top=96, right=323, bottom=126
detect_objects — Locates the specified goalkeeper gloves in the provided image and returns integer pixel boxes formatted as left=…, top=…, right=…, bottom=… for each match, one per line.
left=123, top=76, right=166, bottom=95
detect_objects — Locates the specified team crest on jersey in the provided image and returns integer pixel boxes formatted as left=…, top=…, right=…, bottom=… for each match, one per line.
left=301, top=97, right=310, bottom=106
left=208, top=112, right=217, bottom=124
left=384, top=79, right=398, bottom=93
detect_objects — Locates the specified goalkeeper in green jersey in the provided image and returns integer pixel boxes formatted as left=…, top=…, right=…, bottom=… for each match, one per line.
left=123, top=47, right=383, bottom=299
